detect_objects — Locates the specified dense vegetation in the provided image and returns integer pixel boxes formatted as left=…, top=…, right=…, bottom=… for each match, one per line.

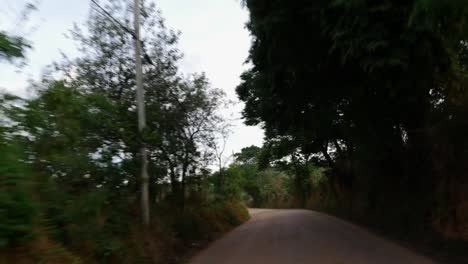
left=219, top=145, right=324, bottom=209
left=0, top=1, right=248, bottom=263
left=238, top=0, right=468, bottom=244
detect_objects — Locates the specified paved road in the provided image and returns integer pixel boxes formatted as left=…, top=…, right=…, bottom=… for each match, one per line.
left=190, top=209, right=437, bottom=264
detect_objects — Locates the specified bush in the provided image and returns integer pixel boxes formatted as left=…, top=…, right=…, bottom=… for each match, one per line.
left=171, top=199, right=249, bottom=243
left=221, top=201, right=250, bottom=226
left=0, top=181, right=36, bottom=248
left=0, top=141, right=36, bottom=248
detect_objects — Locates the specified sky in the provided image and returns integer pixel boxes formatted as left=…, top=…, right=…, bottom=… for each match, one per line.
left=0, top=0, right=264, bottom=157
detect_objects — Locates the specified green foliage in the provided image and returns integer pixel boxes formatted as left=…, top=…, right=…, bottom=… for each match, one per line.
left=233, top=145, right=262, bottom=164
left=0, top=32, right=30, bottom=61
left=255, top=169, right=290, bottom=208
left=0, top=128, right=36, bottom=248
left=308, top=165, right=328, bottom=188
left=49, top=0, right=227, bottom=205
left=219, top=145, right=323, bottom=209
left=0, top=3, right=36, bottom=62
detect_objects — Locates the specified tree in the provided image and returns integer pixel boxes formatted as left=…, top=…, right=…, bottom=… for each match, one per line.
left=22, top=82, right=121, bottom=192
left=221, top=146, right=263, bottom=203
left=239, top=0, right=468, bottom=229
left=47, top=0, right=226, bottom=207
left=209, top=122, right=232, bottom=195
left=150, top=74, right=226, bottom=205
left=233, top=145, right=261, bottom=165
left=50, top=0, right=179, bottom=196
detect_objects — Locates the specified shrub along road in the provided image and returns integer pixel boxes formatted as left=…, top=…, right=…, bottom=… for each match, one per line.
left=189, top=209, right=436, bottom=264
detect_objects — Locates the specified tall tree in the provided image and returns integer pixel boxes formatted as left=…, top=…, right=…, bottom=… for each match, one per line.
left=239, top=0, right=468, bottom=228
left=46, top=0, right=226, bottom=206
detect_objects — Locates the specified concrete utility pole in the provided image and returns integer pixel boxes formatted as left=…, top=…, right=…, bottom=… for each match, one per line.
left=134, top=0, right=150, bottom=226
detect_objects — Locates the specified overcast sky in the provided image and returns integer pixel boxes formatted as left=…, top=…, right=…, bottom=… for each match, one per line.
left=0, top=0, right=264, bottom=156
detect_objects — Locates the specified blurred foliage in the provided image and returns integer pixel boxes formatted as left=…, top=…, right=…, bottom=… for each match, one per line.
left=0, top=138, right=35, bottom=248
left=0, top=1, right=246, bottom=263
left=0, top=32, right=30, bottom=61
left=0, top=2, right=36, bottom=62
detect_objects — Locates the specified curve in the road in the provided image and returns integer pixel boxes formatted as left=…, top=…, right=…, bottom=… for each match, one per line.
left=190, top=209, right=436, bottom=264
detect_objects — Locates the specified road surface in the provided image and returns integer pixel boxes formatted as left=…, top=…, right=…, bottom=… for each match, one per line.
left=190, top=209, right=436, bottom=264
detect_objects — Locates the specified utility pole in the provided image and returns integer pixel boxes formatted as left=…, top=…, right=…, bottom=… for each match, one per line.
left=90, top=0, right=151, bottom=226
left=134, top=0, right=150, bottom=226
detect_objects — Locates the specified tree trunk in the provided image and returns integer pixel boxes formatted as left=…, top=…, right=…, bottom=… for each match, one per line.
left=181, top=163, right=188, bottom=209
left=169, top=168, right=179, bottom=196
left=333, top=139, right=343, bottom=157
left=217, top=156, right=225, bottom=195
left=321, top=143, right=335, bottom=169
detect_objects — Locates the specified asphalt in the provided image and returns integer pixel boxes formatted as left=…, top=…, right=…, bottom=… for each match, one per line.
left=189, top=209, right=437, bottom=264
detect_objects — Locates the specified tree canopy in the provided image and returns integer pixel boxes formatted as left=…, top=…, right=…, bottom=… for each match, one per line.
left=239, top=0, right=468, bottom=236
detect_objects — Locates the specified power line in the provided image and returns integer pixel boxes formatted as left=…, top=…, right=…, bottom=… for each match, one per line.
left=89, top=0, right=155, bottom=66
left=90, top=0, right=135, bottom=38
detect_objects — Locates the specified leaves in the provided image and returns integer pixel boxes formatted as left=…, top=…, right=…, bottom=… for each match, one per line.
left=0, top=32, right=31, bottom=61
left=239, top=0, right=468, bottom=231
